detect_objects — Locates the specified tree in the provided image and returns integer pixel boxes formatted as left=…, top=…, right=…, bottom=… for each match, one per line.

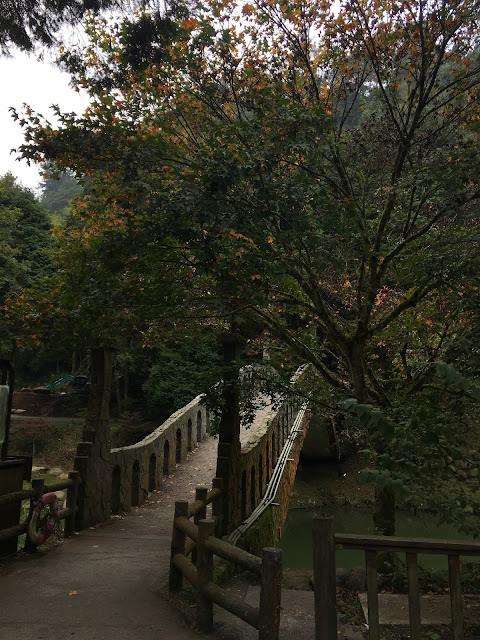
left=40, top=170, right=82, bottom=226
left=0, top=173, right=52, bottom=359
left=15, top=0, right=480, bottom=533
left=0, top=0, right=121, bottom=53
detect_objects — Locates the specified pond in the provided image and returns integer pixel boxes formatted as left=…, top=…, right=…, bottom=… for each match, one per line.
left=281, top=463, right=478, bottom=570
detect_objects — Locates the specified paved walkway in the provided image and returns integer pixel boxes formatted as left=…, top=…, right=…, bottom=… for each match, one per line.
left=0, top=400, right=280, bottom=640
left=0, top=435, right=221, bottom=640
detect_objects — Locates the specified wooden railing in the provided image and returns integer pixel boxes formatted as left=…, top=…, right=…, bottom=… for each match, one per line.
left=313, top=516, right=480, bottom=640
left=169, top=478, right=282, bottom=639
left=0, top=471, right=81, bottom=549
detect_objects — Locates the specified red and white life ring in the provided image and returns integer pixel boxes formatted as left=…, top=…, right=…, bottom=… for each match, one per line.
left=28, top=492, right=60, bottom=546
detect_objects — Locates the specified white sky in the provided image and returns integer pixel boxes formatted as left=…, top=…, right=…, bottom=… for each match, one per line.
left=0, top=50, right=88, bottom=193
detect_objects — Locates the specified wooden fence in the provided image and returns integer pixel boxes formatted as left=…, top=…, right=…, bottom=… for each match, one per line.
left=314, top=516, right=480, bottom=640
left=169, top=478, right=282, bottom=640
left=0, top=471, right=81, bottom=550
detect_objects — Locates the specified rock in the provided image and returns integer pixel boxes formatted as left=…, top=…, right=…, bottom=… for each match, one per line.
left=468, top=468, right=478, bottom=478
left=455, top=460, right=469, bottom=470
left=32, top=466, right=48, bottom=474
left=456, top=470, right=468, bottom=481
left=49, top=467, right=63, bottom=476
left=59, top=472, right=69, bottom=480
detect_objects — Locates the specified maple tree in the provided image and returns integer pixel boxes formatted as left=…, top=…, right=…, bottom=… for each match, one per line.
left=14, top=0, right=480, bottom=532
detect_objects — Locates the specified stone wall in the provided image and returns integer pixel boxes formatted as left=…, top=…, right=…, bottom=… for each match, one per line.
left=236, top=401, right=306, bottom=528
left=108, top=395, right=210, bottom=514
left=237, top=402, right=310, bottom=553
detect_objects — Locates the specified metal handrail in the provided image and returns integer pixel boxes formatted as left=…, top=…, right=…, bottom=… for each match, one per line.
left=228, top=401, right=308, bottom=545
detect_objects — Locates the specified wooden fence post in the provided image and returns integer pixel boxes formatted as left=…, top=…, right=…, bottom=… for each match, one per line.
left=197, top=518, right=215, bottom=632
left=24, top=478, right=45, bottom=552
left=193, top=487, right=208, bottom=564
left=169, top=500, right=188, bottom=591
left=65, top=471, right=80, bottom=537
left=448, top=554, right=465, bottom=640
left=259, top=547, right=282, bottom=640
left=313, top=516, right=337, bottom=640
left=212, top=477, right=223, bottom=537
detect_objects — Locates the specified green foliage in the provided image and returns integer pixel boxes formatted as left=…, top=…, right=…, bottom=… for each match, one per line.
left=0, top=0, right=122, bottom=53
left=343, top=364, right=480, bottom=537
left=143, top=335, right=222, bottom=419
left=40, top=171, right=82, bottom=226
left=0, top=173, right=52, bottom=292
left=241, top=508, right=275, bottom=557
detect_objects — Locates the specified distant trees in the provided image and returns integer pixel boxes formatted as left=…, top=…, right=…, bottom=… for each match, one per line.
left=0, top=173, right=52, bottom=359
left=40, top=171, right=82, bottom=226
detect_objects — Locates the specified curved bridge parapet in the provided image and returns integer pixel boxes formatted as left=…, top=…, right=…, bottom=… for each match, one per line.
left=235, top=397, right=310, bottom=542
left=109, top=396, right=210, bottom=514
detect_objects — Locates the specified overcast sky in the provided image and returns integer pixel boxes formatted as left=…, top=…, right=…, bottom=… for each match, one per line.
left=0, top=50, right=88, bottom=193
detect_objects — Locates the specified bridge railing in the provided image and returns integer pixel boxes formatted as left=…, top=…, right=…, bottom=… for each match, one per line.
left=313, top=516, right=480, bottom=640
left=169, top=478, right=282, bottom=639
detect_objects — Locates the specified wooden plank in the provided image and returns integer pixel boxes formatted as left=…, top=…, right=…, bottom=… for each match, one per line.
left=259, top=548, right=282, bottom=640
left=336, top=533, right=480, bottom=556
left=448, top=555, right=464, bottom=640
left=366, top=550, right=379, bottom=640
left=313, top=516, right=337, bottom=640
left=406, top=552, right=421, bottom=640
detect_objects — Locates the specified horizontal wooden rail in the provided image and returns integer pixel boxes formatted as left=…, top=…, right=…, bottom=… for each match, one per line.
left=0, top=471, right=80, bottom=548
left=173, top=553, right=260, bottom=628
left=169, top=478, right=281, bottom=640
left=175, top=515, right=199, bottom=542
left=314, top=519, right=478, bottom=640
left=0, top=521, right=27, bottom=542
left=187, top=487, right=221, bottom=519
left=0, top=489, right=33, bottom=505
left=0, top=506, right=75, bottom=542
left=204, top=536, right=263, bottom=574
left=45, top=479, right=74, bottom=492
left=335, top=533, right=480, bottom=556
left=0, top=478, right=75, bottom=506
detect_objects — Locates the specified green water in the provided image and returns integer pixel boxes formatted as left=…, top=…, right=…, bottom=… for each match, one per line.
left=281, top=464, right=478, bottom=570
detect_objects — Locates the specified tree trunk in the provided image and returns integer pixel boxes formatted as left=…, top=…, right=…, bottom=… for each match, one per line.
left=348, top=341, right=368, bottom=403
left=78, top=346, right=115, bottom=527
left=215, top=329, right=242, bottom=533
left=374, top=484, right=396, bottom=572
